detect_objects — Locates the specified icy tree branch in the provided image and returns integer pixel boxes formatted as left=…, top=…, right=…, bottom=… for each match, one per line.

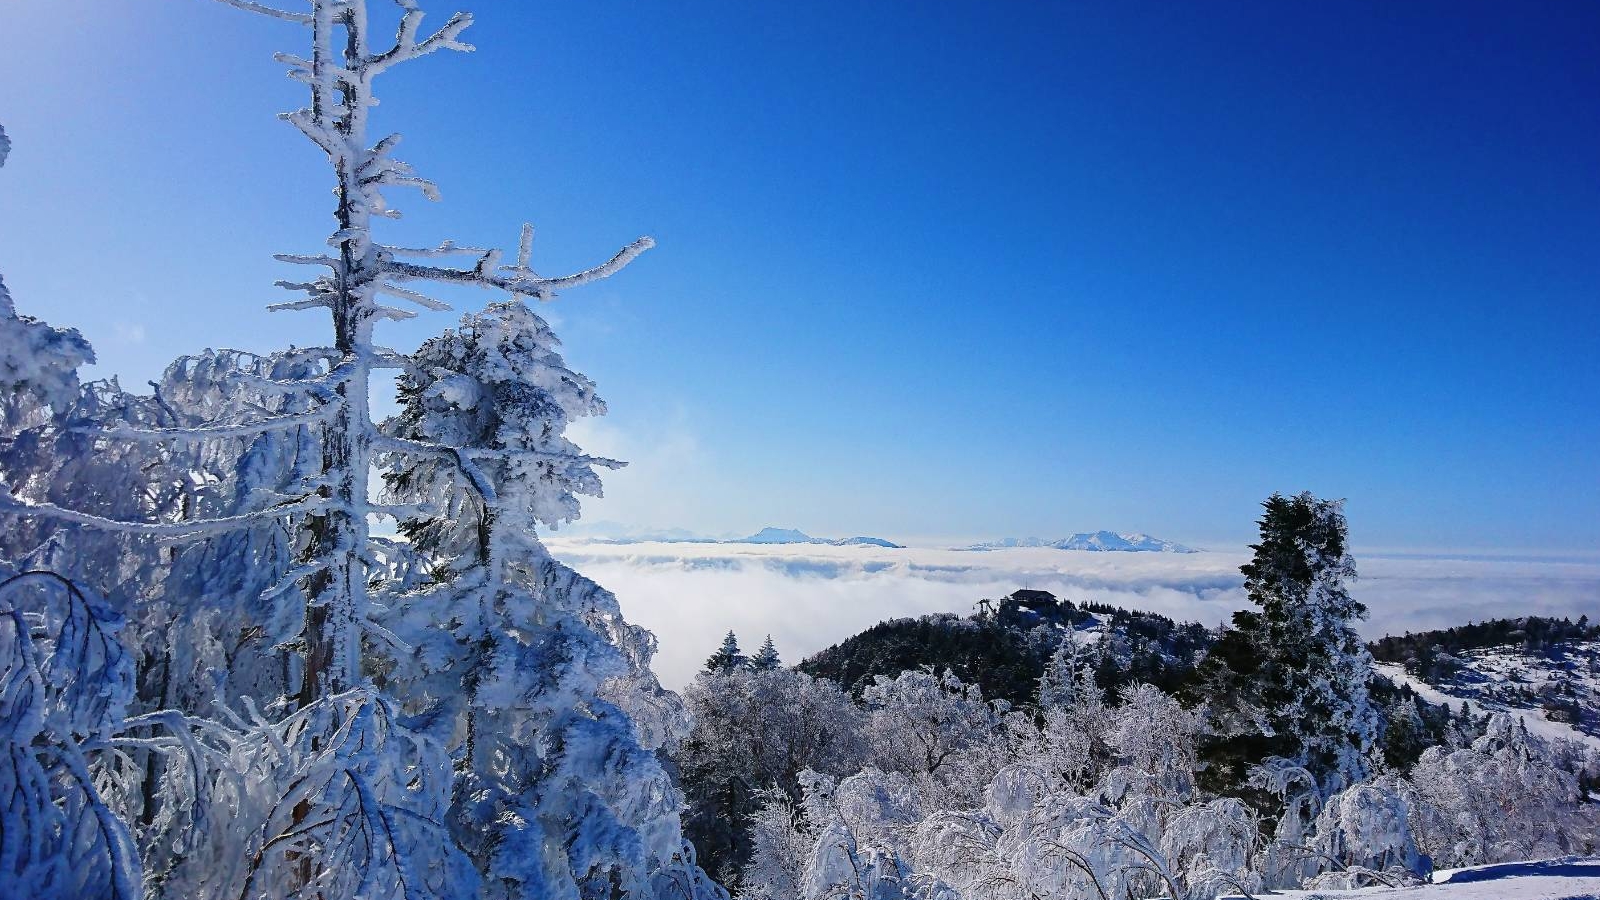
left=373, top=434, right=497, bottom=504
left=383, top=234, right=656, bottom=301
left=210, top=0, right=314, bottom=24
left=0, top=492, right=333, bottom=538
left=84, top=406, right=334, bottom=443
left=367, top=6, right=475, bottom=73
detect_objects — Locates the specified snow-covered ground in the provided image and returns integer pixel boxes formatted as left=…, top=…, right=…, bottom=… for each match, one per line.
left=1218, top=857, right=1600, bottom=899
left=1376, top=659, right=1600, bottom=752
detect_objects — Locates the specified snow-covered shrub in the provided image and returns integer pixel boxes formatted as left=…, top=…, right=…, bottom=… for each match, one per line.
left=1310, top=777, right=1428, bottom=884
left=796, top=770, right=939, bottom=900
left=1161, top=798, right=1262, bottom=900
left=1408, top=713, right=1600, bottom=867
left=862, top=669, right=1006, bottom=809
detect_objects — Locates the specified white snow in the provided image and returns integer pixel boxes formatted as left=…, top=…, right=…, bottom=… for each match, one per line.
left=1376, top=662, right=1600, bottom=752
left=1218, top=856, right=1600, bottom=899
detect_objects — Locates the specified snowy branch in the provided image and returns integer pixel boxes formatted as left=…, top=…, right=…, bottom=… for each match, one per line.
left=367, top=7, right=475, bottom=73
left=457, top=446, right=627, bottom=470
left=373, top=435, right=497, bottom=503
left=210, top=0, right=314, bottom=24
left=0, top=492, right=333, bottom=538
left=84, top=406, right=334, bottom=443
left=384, top=235, right=656, bottom=301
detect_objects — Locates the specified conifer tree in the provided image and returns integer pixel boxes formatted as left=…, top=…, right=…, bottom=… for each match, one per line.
left=1197, top=492, right=1379, bottom=798
left=706, top=630, right=747, bottom=672
left=751, top=634, right=782, bottom=671
left=380, top=298, right=721, bottom=898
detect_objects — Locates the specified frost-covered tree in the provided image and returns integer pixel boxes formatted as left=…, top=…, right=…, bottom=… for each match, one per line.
left=1197, top=492, right=1379, bottom=798
left=707, top=630, right=749, bottom=673
left=861, top=670, right=1003, bottom=809
left=0, top=1, right=706, bottom=895
left=378, top=297, right=719, bottom=898
left=202, top=0, right=645, bottom=714
left=751, top=635, right=782, bottom=672
left=794, top=770, right=939, bottom=900
left=0, top=569, right=141, bottom=900
left=1407, top=714, right=1600, bottom=867
left=678, top=666, right=865, bottom=884
left=1036, top=637, right=1100, bottom=712
left=1305, top=777, right=1428, bottom=888
left=1012, top=641, right=1113, bottom=795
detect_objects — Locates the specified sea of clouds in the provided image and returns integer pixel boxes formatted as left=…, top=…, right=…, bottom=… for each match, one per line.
left=543, top=539, right=1600, bottom=689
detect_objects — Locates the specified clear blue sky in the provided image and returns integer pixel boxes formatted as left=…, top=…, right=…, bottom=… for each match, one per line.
left=1, top=1, right=1596, bottom=551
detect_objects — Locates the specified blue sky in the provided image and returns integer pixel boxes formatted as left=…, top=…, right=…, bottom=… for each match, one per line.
left=1, top=1, right=1596, bottom=551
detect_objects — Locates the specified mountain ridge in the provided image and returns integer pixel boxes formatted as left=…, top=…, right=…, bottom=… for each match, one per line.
left=966, top=530, right=1195, bottom=553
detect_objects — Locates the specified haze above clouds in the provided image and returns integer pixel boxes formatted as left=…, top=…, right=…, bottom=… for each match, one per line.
left=546, top=540, right=1600, bottom=689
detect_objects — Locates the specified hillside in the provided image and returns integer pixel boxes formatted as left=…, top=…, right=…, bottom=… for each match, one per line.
left=796, top=589, right=1212, bottom=706
left=1370, top=616, right=1600, bottom=748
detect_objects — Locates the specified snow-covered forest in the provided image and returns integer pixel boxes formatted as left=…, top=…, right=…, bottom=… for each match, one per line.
left=1, top=2, right=1597, bottom=900
left=672, top=496, right=1600, bottom=899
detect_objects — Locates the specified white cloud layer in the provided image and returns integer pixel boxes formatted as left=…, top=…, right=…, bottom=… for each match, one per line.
left=544, top=540, right=1600, bottom=690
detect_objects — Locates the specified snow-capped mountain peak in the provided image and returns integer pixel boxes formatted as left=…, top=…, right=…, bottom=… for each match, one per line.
left=966, top=531, right=1194, bottom=552
left=1052, top=531, right=1194, bottom=552
left=728, top=527, right=905, bottom=548
left=737, top=526, right=819, bottom=544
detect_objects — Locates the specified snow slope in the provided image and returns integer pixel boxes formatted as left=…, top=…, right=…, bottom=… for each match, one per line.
left=1219, top=856, right=1600, bottom=899
left=1376, top=662, right=1600, bottom=752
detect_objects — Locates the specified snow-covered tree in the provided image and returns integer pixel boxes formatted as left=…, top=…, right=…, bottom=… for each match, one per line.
left=795, top=770, right=940, bottom=900
left=0, top=568, right=140, bottom=900
left=1009, top=642, right=1113, bottom=795
left=0, top=1, right=697, bottom=895
left=378, top=297, right=718, bottom=898
left=678, top=666, right=864, bottom=884
left=1198, top=492, right=1380, bottom=798
left=1407, top=713, right=1600, bottom=867
left=861, top=670, right=1003, bottom=809
left=1103, top=683, right=1200, bottom=805
left=707, top=630, right=749, bottom=673
left=751, top=635, right=782, bottom=672
left=1307, top=777, right=1428, bottom=887
left=739, top=791, right=812, bottom=900
left=202, top=0, right=640, bottom=714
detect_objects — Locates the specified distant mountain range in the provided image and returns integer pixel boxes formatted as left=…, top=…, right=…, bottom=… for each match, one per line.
left=556, top=523, right=904, bottom=549
left=965, top=531, right=1196, bottom=553
left=735, top=527, right=904, bottom=548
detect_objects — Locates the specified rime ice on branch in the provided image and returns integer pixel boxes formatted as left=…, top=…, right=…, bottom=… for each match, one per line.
left=208, top=0, right=653, bottom=704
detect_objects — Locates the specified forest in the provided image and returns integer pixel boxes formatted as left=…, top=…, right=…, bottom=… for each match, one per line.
left=673, top=517, right=1600, bottom=897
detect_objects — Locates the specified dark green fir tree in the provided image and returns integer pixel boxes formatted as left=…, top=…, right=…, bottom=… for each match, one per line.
left=705, top=630, right=748, bottom=672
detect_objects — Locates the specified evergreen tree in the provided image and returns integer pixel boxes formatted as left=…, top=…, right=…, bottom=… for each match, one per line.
left=706, top=630, right=747, bottom=672
left=1196, top=492, right=1379, bottom=797
left=381, top=300, right=719, bottom=898
left=751, top=634, right=782, bottom=671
